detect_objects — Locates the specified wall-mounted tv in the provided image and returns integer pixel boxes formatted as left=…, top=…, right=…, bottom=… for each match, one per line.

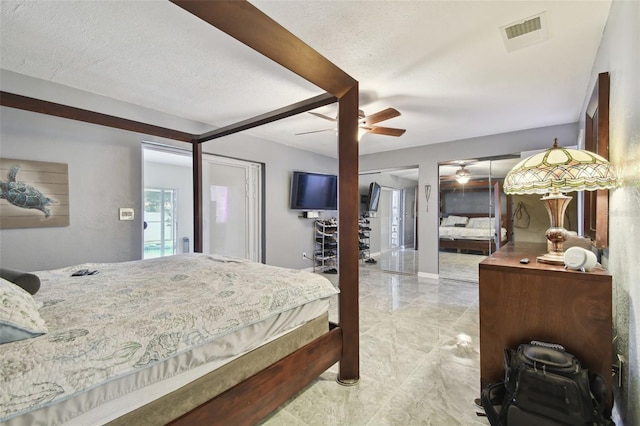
left=290, top=171, right=338, bottom=211
left=368, top=182, right=381, bottom=212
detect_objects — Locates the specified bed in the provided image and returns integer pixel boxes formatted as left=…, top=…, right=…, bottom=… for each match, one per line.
left=0, top=1, right=361, bottom=424
left=1, top=254, right=339, bottom=425
left=439, top=213, right=509, bottom=255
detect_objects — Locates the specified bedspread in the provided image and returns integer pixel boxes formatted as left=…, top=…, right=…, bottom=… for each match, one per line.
left=439, top=226, right=507, bottom=241
left=0, top=254, right=338, bottom=422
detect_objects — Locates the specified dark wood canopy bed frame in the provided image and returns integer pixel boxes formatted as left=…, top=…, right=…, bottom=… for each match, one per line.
left=439, top=212, right=510, bottom=255
left=0, top=1, right=360, bottom=424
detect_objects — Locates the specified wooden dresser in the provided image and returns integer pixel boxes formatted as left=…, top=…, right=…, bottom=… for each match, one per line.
left=479, top=242, right=612, bottom=410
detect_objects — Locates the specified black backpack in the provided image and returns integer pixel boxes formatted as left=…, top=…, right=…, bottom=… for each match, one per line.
left=481, top=341, right=612, bottom=426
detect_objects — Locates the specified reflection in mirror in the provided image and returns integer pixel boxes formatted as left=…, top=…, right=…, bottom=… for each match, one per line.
left=438, top=156, right=519, bottom=282
left=359, top=167, right=418, bottom=274
left=438, top=154, right=583, bottom=282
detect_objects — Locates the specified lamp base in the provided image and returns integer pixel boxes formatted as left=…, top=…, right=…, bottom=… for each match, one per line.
left=537, top=252, right=565, bottom=265
left=538, top=192, right=572, bottom=266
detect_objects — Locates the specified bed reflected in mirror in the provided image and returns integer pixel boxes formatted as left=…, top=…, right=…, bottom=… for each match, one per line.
left=438, top=156, right=521, bottom=282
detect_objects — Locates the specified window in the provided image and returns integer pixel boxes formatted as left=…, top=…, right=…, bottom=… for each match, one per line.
left=144, top=188, right=178, bottom=258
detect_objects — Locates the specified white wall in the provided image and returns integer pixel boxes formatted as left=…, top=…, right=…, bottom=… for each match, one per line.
left=585, top=0, right=640, bottom=423
left=360, top=123, right=579, bottom=277
left=0, top=106, right=146, bottom=270
left=511, top=193, right=578, bottom=244
left=511, top=194, right=552, bottom=244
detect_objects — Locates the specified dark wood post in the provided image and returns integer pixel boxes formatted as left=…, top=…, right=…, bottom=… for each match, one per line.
left=192, top=141, right=203, bottom=253
left=337, top=84, right=360, bottom=384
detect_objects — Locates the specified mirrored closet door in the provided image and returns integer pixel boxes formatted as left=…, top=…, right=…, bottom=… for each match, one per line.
left=437, top=156, right=520, bottom=282
left=359, top=168, right=419, bottom=275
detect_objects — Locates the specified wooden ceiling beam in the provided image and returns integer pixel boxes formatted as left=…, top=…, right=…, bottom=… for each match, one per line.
left=198, top=92, right=336, bottom=143
left=0, top=91, right=198, bottom=143
left=170, top=1, right=357, bottom=98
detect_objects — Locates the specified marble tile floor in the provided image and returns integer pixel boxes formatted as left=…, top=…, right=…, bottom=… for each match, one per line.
left=261, top=258, right=490, bottom=426
left=438, top=251, right=487, bottom=283
left=378, top=248, right=419, bottom=275
left=373, top=248, right=486, bottom=282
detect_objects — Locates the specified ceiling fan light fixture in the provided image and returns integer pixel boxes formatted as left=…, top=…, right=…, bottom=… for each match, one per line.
left=301, top=107, right=406, bottom=140
left=455, top=165, right=471, bottom=184
left=357, top=127, right=368, bottom=141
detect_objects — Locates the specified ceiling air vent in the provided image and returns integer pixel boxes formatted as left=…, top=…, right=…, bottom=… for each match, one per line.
left=500, top=12, right=549, bottom=52
left=505, top=16, right=542, bottom=39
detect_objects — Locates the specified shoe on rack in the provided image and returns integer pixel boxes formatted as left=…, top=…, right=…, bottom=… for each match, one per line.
left=316, top=237, right=337, bottom=244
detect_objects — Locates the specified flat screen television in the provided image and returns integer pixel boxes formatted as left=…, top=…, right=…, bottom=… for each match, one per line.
left=368, top=182, right=381, bottom=211
left=290, top=171, right=338, bottom=210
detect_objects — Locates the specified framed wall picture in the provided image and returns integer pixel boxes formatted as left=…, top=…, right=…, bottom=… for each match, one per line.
left=0, top=158, right=69, bottom=229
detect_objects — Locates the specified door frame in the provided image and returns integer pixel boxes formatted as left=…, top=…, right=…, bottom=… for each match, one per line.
left=143, top=144, right=264, bottom=263
left=142, top=143, right=193, bottom=258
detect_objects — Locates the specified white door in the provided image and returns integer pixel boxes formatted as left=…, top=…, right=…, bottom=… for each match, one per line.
left=202, top=155, right=262, bottom=262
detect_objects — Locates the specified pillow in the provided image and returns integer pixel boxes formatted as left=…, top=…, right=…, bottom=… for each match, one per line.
left=468, top=217, right=494, bottom=229
left=0, top=278, right=48, bottom=344
left=0, top=267, right=41, bottom=295
left=441, top=215, right=468, bottom=227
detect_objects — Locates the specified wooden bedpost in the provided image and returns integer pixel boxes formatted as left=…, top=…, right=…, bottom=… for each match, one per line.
left=337, top=84, right=360, bottom=385
left=171, top=0, right=362, bottom=384
left=192, top=141, right=203, bottom=253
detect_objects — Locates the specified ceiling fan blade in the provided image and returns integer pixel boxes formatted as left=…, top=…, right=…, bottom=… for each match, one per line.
left=295, top=128, right=335, bottom=135
left=308, top=112, right=337, bottom=122
left=362, top=107, right=401, bottom=125
left=365, top=126, right=406, bottom=137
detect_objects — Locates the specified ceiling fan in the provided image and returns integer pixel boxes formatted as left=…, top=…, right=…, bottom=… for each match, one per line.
left=440, top=160, right=478, bottom=184
left=295, top=107, right=406, bottom=138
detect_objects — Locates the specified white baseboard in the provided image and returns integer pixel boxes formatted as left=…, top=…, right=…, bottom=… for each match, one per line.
left=418, top=271, right=439, bottom=280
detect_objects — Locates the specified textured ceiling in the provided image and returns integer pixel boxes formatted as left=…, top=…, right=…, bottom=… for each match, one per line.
left=0, top=1, right=611, bottom=158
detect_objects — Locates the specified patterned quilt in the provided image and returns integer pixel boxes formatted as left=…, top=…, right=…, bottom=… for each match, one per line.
left=439, top=226, right=507, bottom=241
left=0, top=254, right=338, bottom=422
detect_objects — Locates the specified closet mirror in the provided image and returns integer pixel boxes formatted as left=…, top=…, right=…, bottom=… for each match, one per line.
left=437, top=154, right=578, bottom=282
left=359, top=167, right=419, bottom=275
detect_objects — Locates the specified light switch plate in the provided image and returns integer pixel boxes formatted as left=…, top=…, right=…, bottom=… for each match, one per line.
left=119, top=208, right=135, bottom=221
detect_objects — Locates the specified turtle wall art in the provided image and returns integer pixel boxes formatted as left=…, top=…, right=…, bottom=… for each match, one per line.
left=0, top=158, right=69, bottom=229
